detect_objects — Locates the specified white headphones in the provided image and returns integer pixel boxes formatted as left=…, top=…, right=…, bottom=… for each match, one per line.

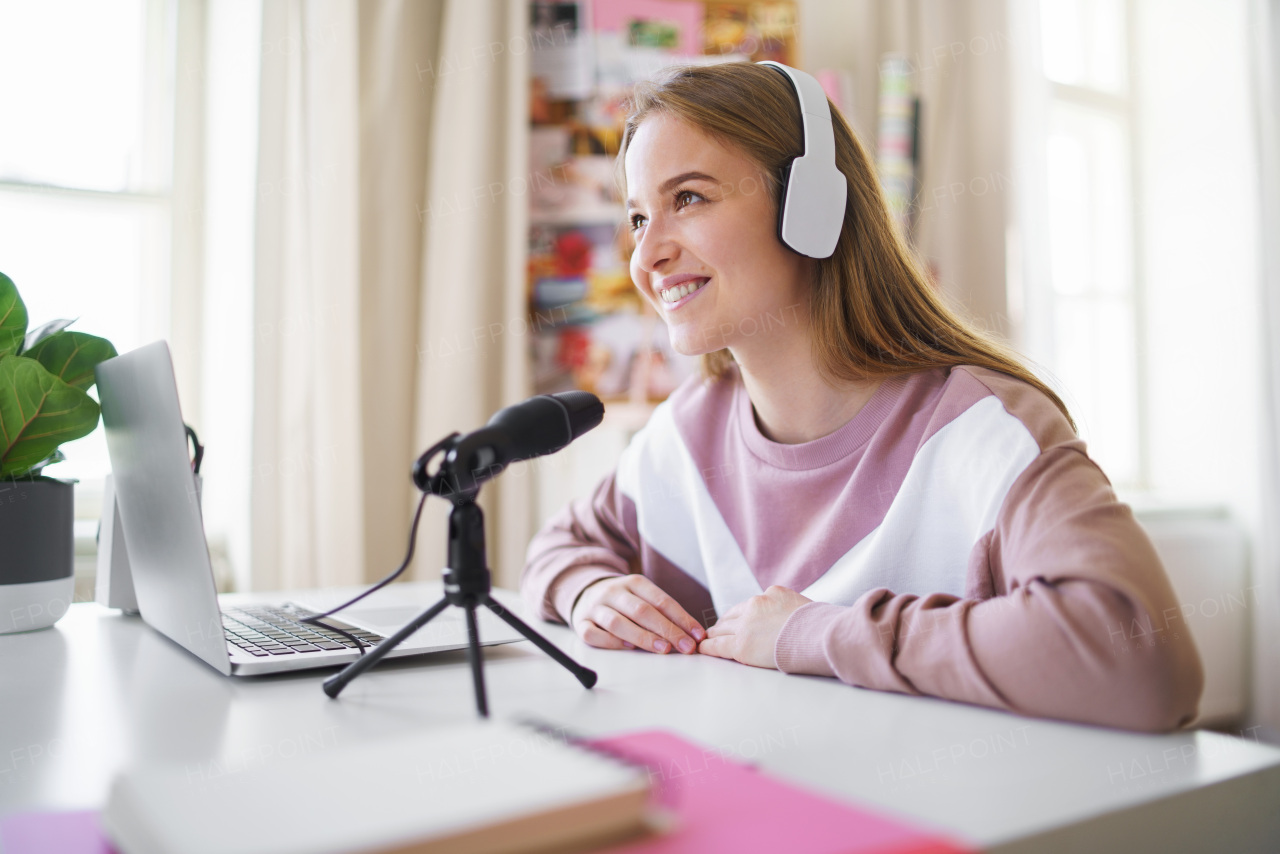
left=757, top=61, right=847, bottom=258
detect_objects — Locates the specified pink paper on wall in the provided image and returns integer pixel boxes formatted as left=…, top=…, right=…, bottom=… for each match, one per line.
left=591, top=0, right=705, bottom=57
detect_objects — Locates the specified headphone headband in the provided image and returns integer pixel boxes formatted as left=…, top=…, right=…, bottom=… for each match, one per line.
left=756, top=61, right=847, bottom=258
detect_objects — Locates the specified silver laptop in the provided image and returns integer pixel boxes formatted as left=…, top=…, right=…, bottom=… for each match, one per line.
left=96, top=340, right=522, bottom=676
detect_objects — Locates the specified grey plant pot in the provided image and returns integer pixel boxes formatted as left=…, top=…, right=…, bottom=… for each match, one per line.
left=0, top=477, right=75, bottom=634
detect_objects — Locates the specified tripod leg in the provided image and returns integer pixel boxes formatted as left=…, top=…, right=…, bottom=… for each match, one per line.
left=482, top=594, right=597, bottom=689
left=323, top=596, right=451, bottom=698
left=464, top=604, right=488, bottom=717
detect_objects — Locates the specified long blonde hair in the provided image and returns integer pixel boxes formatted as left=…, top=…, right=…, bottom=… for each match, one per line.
left=619, top=62, right=1074, bottom=429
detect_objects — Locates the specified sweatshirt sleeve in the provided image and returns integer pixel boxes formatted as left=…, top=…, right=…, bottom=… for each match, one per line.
left=520, top=471, right=637, bottom=625
left=773, top=440, right=1205, bottom=732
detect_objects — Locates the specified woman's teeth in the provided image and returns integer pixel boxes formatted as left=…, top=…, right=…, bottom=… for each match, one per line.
left=659, top=279, right=707, bottom=303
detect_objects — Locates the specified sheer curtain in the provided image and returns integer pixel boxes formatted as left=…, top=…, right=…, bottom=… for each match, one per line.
left=253, top=0, right=364, bottom=591
left=252, top=0, right=531, bottom=591
left=409, top=1, right=533, bottom=586
left=1251, top=0, right=1280, bottom=740
left=355, top=0, right=444, bottom=583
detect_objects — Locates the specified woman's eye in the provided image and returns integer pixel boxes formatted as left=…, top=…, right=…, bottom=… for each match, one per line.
left=629, top=191, right=700, bottom=232
left=675, top=190, right=700, bottom=209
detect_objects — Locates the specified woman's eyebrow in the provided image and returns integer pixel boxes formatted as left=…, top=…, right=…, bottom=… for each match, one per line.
left=626, top=171, right=717, bottom=209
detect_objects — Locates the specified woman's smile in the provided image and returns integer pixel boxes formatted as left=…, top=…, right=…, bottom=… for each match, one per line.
left=656, top=275, right=710, bottom=309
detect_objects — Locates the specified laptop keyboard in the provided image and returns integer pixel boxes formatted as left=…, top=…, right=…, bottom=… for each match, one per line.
left=223, top=604, right=384, bottom=657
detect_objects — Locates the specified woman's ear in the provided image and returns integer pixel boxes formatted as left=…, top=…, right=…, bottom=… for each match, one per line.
left=773, top=162, right=793, bottom=250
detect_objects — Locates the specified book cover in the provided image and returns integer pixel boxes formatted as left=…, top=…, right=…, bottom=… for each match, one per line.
left=589, top=730, right=973, bottom=853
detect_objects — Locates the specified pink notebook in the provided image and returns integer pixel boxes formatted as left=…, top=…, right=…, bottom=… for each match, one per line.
left=589, top=731, right=973, bottom=854
left=0, top=731, right=972, bottom=854
left=0, top=810, right=116, bottom=854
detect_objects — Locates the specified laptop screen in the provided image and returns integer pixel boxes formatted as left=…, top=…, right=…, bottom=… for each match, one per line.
left=97, top=341, right=230, bottom=674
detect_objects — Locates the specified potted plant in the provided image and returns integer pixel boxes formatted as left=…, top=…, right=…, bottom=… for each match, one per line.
left=0, top=271, right=117, bottom=634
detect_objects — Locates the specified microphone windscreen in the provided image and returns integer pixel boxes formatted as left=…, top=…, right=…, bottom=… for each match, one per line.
left=550, top=391, right=604, bottom=440
left=486, top=397, right=564, bottom=461
left=484, top=392, right=605, bottom=463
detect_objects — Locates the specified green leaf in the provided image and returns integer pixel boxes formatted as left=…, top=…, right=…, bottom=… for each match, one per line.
left=0, top=272, right=28, bottom=357
left=22, top=317, right=76, bottom=354
left=0, top=355, right=101, bottom=479
left=24, top=331, right=118, bottom=392
left=28, top=448, right=67, bottom=475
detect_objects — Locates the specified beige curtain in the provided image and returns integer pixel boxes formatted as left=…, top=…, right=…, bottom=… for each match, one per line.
left=253, top=0, right=531, bottom=591
left=254, top=0, right=365, bottom=591
left=355, top=0, right=444, bottom=582
left=410, top=1, right=533, bottom=587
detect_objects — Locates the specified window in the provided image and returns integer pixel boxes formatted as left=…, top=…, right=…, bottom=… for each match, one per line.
left=0, top=0, right=177, bottom=510
left=1034, top=0, right=1143, bottom=487
left=1014, top=0, right=1263, bottom=520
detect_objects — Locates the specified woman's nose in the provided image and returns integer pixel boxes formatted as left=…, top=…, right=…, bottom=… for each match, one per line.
left=633, top=217, right=678, bottom=272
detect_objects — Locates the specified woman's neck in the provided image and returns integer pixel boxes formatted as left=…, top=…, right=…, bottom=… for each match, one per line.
left=733, top=329, right=882, bottom=445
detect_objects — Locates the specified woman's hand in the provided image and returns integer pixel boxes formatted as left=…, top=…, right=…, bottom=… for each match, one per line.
left=570, top=574, right=705, bottom=654
left=698, top=585, right=811, bottom=668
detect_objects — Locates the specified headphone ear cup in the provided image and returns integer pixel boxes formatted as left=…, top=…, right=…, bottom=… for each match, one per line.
left=758, top=61, right=846, bottom=258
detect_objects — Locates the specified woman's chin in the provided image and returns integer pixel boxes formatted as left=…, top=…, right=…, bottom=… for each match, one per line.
left=667, top=331, right=715, bottom=358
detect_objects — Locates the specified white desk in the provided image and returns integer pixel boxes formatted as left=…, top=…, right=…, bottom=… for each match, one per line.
left=2, top=582, right=1278, bottom=852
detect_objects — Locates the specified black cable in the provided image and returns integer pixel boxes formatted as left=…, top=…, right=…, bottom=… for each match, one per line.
left=184, top=424, right=204, bottom=474
left=299, top=492, right=430, bottom=656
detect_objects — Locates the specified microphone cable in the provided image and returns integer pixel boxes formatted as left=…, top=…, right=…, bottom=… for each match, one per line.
left=294, top=431, right=460, bottom=653
left=296, top=491, right=429, bottom=656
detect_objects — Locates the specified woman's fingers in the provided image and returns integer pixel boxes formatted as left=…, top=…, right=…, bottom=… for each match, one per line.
left=625, top=576, right=706, bottom=646
left=570, top=575, right=705, bottom=654
left=593, top=605, right=684, bottom=653
left=700, top=613, right=739, bottom=657
left=572, top=581, right=668, bottom=652
left=580, top=619, right=630, bottom=650
left=696, top=634, right=734, bottom=659
left=609, top=593, right=699, bottom=653
left=704, top=616, right=735, bottom=637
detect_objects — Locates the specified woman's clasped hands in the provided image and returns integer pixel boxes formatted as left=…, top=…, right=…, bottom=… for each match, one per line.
left=571, top=576, right=811, bottom=669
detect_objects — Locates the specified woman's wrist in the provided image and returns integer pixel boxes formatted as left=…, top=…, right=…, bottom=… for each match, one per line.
left=549, top=565, right=624, bottom=626
left=568, top=574, right=616, bottom=624
left=773, top=600, right=841, bottom=676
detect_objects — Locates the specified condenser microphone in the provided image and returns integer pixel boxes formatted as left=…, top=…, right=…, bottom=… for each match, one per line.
left=318, top=390, right=605, bottom=707
left=482, top=391, right=604, bottom=463
left=413, top=391, right=604, bottom=497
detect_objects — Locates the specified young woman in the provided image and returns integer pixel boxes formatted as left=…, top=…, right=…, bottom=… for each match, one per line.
left=520, top=62, right=1203, bottom=732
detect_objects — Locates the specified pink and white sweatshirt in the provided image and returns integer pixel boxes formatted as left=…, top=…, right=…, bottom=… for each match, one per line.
left=521, top=365, right=1204, bottom=732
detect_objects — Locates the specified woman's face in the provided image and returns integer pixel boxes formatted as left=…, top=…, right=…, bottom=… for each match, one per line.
left=624, top=112, right=813, bottom=358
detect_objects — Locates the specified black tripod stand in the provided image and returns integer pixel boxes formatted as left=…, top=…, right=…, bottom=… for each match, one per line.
left=320, top=432, right=598, bottom=715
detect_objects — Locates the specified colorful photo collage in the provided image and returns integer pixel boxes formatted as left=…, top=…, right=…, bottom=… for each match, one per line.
left=528, top=0, right=799, bottom=399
